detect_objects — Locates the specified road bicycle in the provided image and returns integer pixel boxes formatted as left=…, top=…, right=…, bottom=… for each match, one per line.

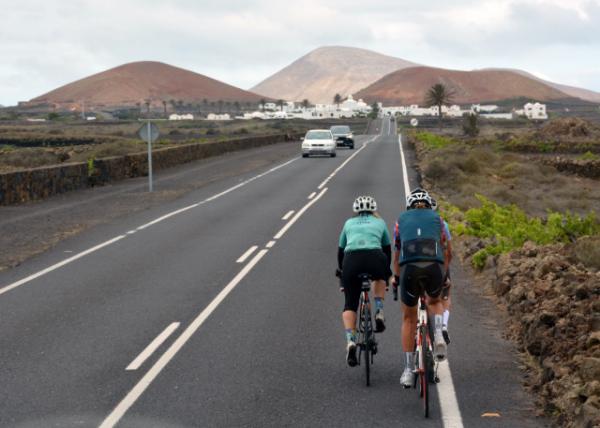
left=393, top=282, right=438, bottom=417
left=336, top=270, right=380, bottom=386
left=413, top=295, right=435, bottom=417
left=356, top=273, right=378, bottom=387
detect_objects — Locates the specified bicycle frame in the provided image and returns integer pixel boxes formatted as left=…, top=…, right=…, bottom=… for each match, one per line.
left=414, top=295, right=433, bottom=417
left=357, top=276, right=376, bottom=387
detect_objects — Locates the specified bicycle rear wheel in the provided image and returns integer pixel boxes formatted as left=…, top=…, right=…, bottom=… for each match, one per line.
left=363, top=304, right=371, bottom=387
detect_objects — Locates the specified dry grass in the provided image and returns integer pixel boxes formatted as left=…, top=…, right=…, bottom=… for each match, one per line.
left=574, top=236, right=600, bottom=269
left=415, top=136, right=600, bottom=217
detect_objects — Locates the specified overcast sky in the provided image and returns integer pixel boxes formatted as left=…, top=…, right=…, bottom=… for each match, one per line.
left=1, top=0, right=599, bottom=106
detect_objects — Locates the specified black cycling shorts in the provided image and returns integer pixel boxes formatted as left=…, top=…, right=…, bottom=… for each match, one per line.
left=342, top=249, right=390, bottom=312
left=400, top=262, right=444, bottom=307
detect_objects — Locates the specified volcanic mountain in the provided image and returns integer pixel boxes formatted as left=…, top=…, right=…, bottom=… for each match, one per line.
left=355, top=66, right=571, bottom=105
left=489, top=69, right=600, bottom=103
left=250, top=46, right=418, bottom=104
left=28, top=61, right=265, bottom=109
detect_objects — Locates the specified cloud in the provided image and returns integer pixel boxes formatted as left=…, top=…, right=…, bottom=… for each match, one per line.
left=1, top=0, right=599, bottom=106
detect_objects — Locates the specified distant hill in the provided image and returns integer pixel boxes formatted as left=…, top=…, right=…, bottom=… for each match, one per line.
left=486, top=69, right=600, bottom=103
left=250, top=46, right=418, bottom=104
left=355, top=66, right=571, bottom=105
left=27, top=61, right=265, bottom=109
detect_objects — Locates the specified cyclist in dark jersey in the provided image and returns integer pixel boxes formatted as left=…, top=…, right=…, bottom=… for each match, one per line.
left=337, top=196, right=392, bottom=367
left=392, top=188, right=450, bottom=387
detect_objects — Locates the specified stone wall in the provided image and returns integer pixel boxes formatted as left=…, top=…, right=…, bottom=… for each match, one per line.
left=0, top=133, right=300, bottom=205
left=540, top=156, right=600, bottom=179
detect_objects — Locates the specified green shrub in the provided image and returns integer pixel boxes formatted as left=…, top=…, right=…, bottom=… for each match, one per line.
left=448, top=195, right=600, bottom=269
left=579, top=151, right=599, bottom=161
left=415, top=132, right=456, bottom=149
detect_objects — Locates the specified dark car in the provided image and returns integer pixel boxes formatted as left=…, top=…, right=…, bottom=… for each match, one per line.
left=330, top=125, right=354, bottom=149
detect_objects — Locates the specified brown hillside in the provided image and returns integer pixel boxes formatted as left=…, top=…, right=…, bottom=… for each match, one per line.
left=250, top=46, right=418, bottom=104
left=355, top=66, right=571, bottom=105
left=29, top=61, right=265, bottom=109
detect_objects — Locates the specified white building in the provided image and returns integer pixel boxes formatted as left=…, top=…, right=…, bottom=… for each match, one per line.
left=169, top=113, right=194, bottom=120
left=261, top=102, right=277, bottom=111
left=523, top=102, right=548, bottom=119
left=206, top=113, right=231, bottom=121
left=471, top=104, right=499, bottom=113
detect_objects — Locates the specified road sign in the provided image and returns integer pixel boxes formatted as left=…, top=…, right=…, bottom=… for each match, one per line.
left=138, top=122, right=160, bottom=143
left=137, top=122, right=160, bottom=192
left=410, top=118, right=419, bottom=127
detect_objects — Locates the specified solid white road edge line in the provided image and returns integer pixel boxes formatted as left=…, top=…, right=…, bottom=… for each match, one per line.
left=397, top=132, right=464, bottom=428
left=99, top=249, right=269, bottom=428
left=0, top=235, right=127, bottom=297
left=273, top=188, right=328, bottom=240
left=282, top=210, right=295, bottom=221
left=398, top=135, right=411, bottom=196
left=437, top=361, right=464, bottom=428
left=126, top=322, right=180, bottom=371
left=0, top=157, right=298, bottom=297
left=236, top=245, right=258, bottom=263
left=266, top=241, right=276, bottom=248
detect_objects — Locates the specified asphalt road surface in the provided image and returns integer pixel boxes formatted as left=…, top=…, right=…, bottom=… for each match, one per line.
left=0, top=118, right=546, bottom=427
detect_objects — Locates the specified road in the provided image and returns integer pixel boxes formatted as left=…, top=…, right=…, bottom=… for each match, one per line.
left=0, top=118, right=545, bottom=427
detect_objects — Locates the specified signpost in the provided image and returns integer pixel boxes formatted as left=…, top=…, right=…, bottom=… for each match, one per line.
left=410, top=118, right=419, bottom=127
left=137, top=122, right=160, bottom=192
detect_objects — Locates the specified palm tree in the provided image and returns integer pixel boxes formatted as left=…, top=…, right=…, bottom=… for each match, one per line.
left=144, top=99, right=151, bottom=114
left=162, top=100, right=167, bottom=116
left=425, top=83, right=454, bottom=129
left=276, top=99, right=284, bottom=111
left=301, top=99, right=310, bottom=109
left=202, top=98, right=208, bottom=112
left=260, top=98, right=266, bottom=112
left=333, top=93, right=342, bottom=108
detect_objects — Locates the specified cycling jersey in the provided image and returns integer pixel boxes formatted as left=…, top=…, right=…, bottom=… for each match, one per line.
left=394, top=209, right=447, bottom=265
left=339, top=214, right=391, bottom=252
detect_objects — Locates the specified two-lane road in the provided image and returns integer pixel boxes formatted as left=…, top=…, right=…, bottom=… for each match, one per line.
left=0, top=118, right=544, bottom=427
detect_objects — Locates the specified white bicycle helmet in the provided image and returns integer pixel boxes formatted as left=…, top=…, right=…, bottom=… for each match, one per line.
left=406, top=189, right=432, bottom=209
left=353, top=195, right=377, bottom=213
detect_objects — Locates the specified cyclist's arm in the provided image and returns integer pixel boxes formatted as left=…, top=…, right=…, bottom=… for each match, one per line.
left=439, top=218, right=449, bottom=272
left=381, top=222, right=392, bottom=269
left=338, top=223, right=347, bottom=270
left=337, top=247, right=345, bottom=270
left=392, top=221, right=401, bottom=278
left=382, top=244, right=391, bottom=266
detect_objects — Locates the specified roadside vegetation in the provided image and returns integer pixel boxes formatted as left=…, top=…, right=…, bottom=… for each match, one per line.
left=0, top=118, right=368, bottom=173
left=407, top=117, right=600, bottom=427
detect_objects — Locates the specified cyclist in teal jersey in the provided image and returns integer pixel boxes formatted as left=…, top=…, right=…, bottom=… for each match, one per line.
left=337, top=196, right=392, bottom=367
